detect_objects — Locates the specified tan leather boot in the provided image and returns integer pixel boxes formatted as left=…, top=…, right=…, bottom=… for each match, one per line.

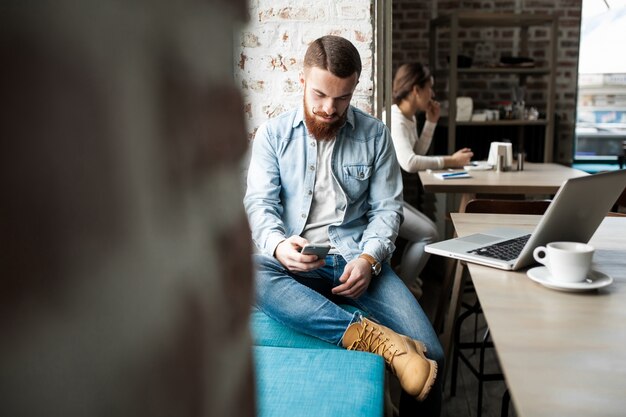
left=342, top=317, right=437, bottom=401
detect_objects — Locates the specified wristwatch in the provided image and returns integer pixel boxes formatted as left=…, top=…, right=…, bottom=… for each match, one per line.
left=359, top=253, right=382, bottom=277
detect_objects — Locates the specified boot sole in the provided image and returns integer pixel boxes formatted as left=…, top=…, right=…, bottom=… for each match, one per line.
left=405, top=338, right=437, bottom=402
left=415, top=358, right=437, bottom=402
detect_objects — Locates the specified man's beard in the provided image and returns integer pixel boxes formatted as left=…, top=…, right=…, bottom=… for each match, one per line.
left=303, top=96, right=348, bottom=141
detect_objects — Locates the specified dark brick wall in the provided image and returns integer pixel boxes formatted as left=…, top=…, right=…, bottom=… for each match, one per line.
left=392, top=0, right=583, bottom=206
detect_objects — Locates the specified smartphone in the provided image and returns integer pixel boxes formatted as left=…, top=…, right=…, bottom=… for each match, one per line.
left=300, top=244, right=331, bottom=258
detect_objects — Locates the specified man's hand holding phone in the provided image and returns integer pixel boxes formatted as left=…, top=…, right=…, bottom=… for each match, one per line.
left=274, top=236, right=327, bottom=272
left=300, top=244, right=331, bottom=258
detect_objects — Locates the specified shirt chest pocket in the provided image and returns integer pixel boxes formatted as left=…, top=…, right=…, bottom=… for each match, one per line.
left=342, top=164, right=373, bottom=201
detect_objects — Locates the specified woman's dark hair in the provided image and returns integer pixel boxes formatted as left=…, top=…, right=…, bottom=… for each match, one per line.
left=304, top=35, right=362, bottom=79
left=392, top=63, right=432, bottom=105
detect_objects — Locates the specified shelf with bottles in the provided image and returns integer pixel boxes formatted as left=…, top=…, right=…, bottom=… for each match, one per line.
left=439, top=118, right=548, bottom=127
left=435, top=67, right=551, bottom=77
left=429, top=11, right=558, bottom=162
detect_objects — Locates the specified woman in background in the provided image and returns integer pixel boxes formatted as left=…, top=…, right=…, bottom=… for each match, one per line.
left=390, top=63, right=473, bottom=297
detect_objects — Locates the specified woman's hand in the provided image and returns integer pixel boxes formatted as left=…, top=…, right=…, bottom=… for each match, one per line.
left=445, top=148, right=474, bottom=168
left=426, top=99, right=441, bottom=123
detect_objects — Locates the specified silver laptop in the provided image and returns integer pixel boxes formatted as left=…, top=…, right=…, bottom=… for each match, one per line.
left=425, top=169, right=626, bottom=270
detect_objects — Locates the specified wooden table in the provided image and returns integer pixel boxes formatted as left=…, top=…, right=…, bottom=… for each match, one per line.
left=418, top=162, right=588, bottom=211
left=450, top=213, right=626, bottom=417
left=422, top=162, right=589, bottom=337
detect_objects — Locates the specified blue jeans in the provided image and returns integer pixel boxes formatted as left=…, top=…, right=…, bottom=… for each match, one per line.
left=254, top=253, right=444, bottom=416
left=253, top=253, right=444, bottom=369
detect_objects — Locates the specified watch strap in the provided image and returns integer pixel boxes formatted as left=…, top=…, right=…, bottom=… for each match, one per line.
left=358, top=253, right=381, bottom=276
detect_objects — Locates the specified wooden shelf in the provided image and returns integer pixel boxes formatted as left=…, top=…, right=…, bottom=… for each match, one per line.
left=431, top=12, right=555, bottom=28
left=429, top=11, right=558, bottom=162
left=435, top=67, right=551, bottom=76
left=440, top=119, right=549, bottom=127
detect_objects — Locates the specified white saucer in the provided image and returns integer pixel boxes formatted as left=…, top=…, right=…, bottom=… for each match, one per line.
left=526, top=266, right=613, bottom=292
left=465, top=162, right=493, bottom=171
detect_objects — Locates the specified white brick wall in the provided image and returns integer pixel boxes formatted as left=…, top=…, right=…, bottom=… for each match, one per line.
left=235, top=0, right=375, bottom=140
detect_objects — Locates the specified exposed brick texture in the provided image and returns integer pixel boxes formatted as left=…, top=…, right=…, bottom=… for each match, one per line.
left=239, top=1, right=582, bottom=159
left=236, top=0, right=375, bottom=141
left=392, top=1, right=582, bottom=205
left=237, top=0, right=584, bottom=213
left=393, top=0, right=582, bottom=167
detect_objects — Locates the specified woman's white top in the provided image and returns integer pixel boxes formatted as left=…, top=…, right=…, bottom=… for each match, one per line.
left=388, top=104, right=444, bottom=172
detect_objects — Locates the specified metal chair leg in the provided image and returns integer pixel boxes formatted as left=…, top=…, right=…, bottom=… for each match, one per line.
left=501, top=389, right=511, bottom=417
left=476, top=327, right=492, bottom=417
left=450, top=298, right=480, bottom=396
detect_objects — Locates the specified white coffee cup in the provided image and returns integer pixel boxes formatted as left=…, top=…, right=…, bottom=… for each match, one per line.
left=533, top=242, right=594, bottom=283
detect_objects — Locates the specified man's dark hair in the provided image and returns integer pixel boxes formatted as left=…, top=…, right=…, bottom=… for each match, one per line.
left=392, top=62, right=432, bottom=105
left=304, top=35, right=362, bottom=79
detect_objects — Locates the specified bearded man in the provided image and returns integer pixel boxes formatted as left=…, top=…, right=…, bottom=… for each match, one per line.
left=244, top=35, right=444, bottom=416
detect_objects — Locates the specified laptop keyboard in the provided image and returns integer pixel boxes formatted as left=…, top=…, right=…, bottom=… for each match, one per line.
left=467, top=234, right=532, bottom=261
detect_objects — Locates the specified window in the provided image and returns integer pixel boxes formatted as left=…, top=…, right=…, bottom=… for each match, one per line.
left=574, top=0, right=626, bottom=169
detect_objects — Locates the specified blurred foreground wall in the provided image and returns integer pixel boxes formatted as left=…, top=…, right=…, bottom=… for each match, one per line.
left=0, top=1, right=254, bottom=416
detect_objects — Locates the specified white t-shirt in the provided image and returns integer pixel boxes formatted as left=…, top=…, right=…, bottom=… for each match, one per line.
left=301, top=138, right=343, bottom=246
left=387, top=104, right=444, bottom=172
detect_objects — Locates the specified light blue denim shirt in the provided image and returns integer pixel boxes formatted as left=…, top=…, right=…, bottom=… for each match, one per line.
left=244, top=105, right=404, bottom=263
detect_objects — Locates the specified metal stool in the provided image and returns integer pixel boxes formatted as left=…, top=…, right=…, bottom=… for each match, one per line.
left=449, top=288, right=504, bottom=417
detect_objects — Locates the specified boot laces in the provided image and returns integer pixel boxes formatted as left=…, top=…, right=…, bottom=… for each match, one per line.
left=346, top=322, right=401, bottom=366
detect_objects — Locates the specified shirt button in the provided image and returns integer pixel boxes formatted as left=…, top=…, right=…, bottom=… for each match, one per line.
left=309, top=165, right=315, bottom=171
left=359, top=172, right=364, bottom=178
left=310, top=141, right=316, bottom=147
left=301, top=213, right=307, bottom=219
left=308, top=190, right=313, bottom=195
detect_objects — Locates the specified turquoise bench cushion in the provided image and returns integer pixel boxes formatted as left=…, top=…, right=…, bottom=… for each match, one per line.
left=253, top=346, right=384, bottom=417
left=250, top=305, right=365, bottom=349
left=250, top=308, right=340, bottom=349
